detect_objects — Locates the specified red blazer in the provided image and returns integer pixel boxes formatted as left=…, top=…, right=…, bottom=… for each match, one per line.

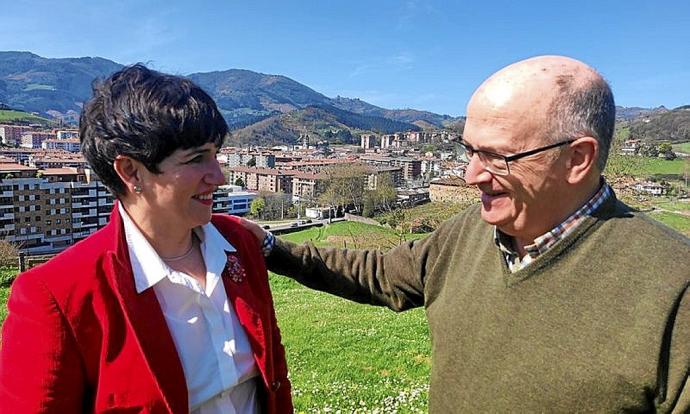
left=0, top=206, right=293, bottom=413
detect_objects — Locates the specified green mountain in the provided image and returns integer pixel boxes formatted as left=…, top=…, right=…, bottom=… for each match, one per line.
left=188, top=69, right=333, bottom=128
left=628, top=106, right=690, bottom=142
left=330, top=96, right=460, bottom=128
left=229, top=105, right=420, bottom=146
left=0, top=51, right=123, bottom=118
left=0, top=52, right=431, bottom=143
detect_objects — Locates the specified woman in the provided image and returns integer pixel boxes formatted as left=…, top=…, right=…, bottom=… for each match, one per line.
left=0, top=65, right=292, bottom=413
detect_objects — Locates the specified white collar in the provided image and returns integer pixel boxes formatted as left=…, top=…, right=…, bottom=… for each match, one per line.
left=118, top=203, right=236, bottom=294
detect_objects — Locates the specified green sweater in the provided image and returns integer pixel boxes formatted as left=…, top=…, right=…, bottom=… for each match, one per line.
left=268, top=194, right=690, bottom=413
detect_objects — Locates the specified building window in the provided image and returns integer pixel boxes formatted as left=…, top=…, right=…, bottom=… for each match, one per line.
left=46, top=220, right=51, bottom=225
left=56, top=219, right=61, bottom=224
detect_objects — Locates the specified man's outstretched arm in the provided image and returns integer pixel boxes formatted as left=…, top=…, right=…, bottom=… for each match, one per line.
left=238, top=217, right=453, bottom=311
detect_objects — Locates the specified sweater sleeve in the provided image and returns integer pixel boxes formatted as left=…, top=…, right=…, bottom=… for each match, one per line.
left=659, top=284, right=690, bottom=414
left=265, top=215, right=459, bottom=311
left=0, top=273, right=85, bottom=413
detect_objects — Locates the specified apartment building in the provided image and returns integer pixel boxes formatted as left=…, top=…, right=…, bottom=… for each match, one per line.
left=390, top=157, right=422, bottom=181
left=380, top=134, right=396, bottom=149
left=277, top=158, right=350, bottom=172
left=360, top=134, right=377, bottom=149
left=221, top=149, right=277, bottom=168
left=360, top=155, right=422, bottom=182
left=291, top=172, right=328, bottom=201
left=366, top=166, right=403, bottom=190
left=0, top=125, right=32, bottom=146
left=227, top=166, right=295, bottom=194
left=420, top=157, right=441, bottom=178
left=56, top=130, right=80, bottom=140
left=29, top=153, right=88, bottom=169
left=42, top=138, right=81, bottom=152
left=212, top=185, right=257, bottom=216
left=0, top=163, right=114, bottom=253
left=0, top=148, right=41, bottom=164
left=20, top=132, right=57, bottom=149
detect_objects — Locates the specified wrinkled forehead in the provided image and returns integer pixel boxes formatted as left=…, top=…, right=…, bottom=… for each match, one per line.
left=463, top=86, right=551, bottom=150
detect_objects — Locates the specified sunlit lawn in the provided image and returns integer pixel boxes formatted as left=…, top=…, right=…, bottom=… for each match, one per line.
left=628, top=157, right=686, bottom=176
left=275, top=222, right=432, bottom=412
left=672, top=142, right=690, bottom=153
left=648, top=211, right=690, bottom=236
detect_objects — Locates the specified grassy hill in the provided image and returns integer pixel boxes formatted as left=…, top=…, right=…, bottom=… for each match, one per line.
left=228, top=105, right=420, bottom=146
left=0, top=109, right=53, bottom=125
left=628, top=106, right=690, bottom=142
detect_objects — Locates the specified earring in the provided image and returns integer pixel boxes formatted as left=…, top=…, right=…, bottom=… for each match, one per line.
left=133, top=185, right=142, bottom=194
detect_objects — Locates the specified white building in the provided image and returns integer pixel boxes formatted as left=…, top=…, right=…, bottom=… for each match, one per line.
left=212, top=185, right=257, bottom=216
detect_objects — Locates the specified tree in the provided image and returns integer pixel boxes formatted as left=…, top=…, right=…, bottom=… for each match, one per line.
left=259, top=191, right=288, bottom=220
left=638, top=143, right=659, bottom=158
left=320, top=164, right=368, bottom=214
left=0, top=239, right=19, bottom=268
left=234, top=177, right=245, bottom=187
left=362, top=193, right=376, bottom=217
left=250, top=197, right=265, bottom=218
left=658, top=142, right=676, bottom=160
left=605, top=125, right=636, bottom=179
left=370, top=173, right=397, bottom=212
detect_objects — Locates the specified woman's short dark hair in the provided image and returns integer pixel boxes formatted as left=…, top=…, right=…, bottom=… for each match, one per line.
left=79, top=64, right=228, bottom=196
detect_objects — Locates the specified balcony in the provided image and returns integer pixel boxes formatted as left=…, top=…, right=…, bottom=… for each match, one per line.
left=72, top=201, right=97, bottom=208
left=44, top=234, right=73, bottom=242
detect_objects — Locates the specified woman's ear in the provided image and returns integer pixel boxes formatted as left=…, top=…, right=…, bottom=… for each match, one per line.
left=565, top=137, right=598, bottom=184
left=113, top=156, right=143, bottom=195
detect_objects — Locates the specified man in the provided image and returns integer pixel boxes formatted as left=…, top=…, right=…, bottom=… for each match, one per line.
left=244, top=56, right=690, bottom=412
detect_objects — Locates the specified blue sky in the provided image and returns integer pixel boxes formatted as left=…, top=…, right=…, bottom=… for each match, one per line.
left=1, top=0, right=689, bottom=116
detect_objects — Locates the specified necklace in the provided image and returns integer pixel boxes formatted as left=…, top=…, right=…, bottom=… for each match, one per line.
left=160, top=235, right=196, bottom=262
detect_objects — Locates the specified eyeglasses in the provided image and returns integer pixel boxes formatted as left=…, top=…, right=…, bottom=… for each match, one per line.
left=457, top=139, right=575, bottom=176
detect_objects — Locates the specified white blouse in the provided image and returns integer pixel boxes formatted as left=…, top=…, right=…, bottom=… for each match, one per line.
left=119, top=205, right=260, bottom=414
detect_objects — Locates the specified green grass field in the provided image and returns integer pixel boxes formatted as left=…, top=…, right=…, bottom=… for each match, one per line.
left=274, top=222, right=431, bottom=412
left=648, top=211, right=690, bottom=235
left=672, top=142, right=690, bottom=153
left=0, top=110, right=52, bottom=124
left=624, top=157, right=686, bottom=176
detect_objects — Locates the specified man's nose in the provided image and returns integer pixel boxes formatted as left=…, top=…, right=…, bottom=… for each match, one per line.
left=463, top=155, right=492, bottom=185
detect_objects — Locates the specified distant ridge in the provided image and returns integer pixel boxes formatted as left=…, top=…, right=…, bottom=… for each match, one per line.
left=1, top=51, right=684, bottom=145
left=628, top=105, right=690, bottom=142
left=0, top=51, right=462, bottom=144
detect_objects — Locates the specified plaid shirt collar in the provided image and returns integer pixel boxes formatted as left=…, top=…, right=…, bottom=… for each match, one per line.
left=494, top=180, right=612, bottom=272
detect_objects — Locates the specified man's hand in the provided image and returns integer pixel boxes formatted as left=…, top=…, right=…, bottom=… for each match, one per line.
left=237, top=217, right=268, bottom=244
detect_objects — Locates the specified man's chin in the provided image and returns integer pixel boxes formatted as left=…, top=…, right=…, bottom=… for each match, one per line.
left=479, top=207, right=513, bottom=229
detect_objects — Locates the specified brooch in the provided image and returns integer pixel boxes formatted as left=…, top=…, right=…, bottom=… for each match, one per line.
left=224, top=254, right=247, bottom=283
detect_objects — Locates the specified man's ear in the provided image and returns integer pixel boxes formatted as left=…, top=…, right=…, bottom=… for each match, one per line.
left=565, top=137, right=598, bottom=184
left=113, top=156, right=143, bottom=195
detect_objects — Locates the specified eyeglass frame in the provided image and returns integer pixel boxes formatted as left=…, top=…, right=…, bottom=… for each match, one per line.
left=457, top=139, right=576, bottom=176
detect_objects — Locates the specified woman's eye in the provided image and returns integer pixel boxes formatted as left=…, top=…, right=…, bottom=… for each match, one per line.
left=186, top=156, right=203, bottom=164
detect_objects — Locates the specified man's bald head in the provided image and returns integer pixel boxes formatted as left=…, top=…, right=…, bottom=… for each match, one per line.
left=468, top=55, right=615, bottom=171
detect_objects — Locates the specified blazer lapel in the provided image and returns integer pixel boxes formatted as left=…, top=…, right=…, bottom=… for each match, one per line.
left=222, top=252, right=269, bottom=383
left=104, top=205, right=188, bottom=413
